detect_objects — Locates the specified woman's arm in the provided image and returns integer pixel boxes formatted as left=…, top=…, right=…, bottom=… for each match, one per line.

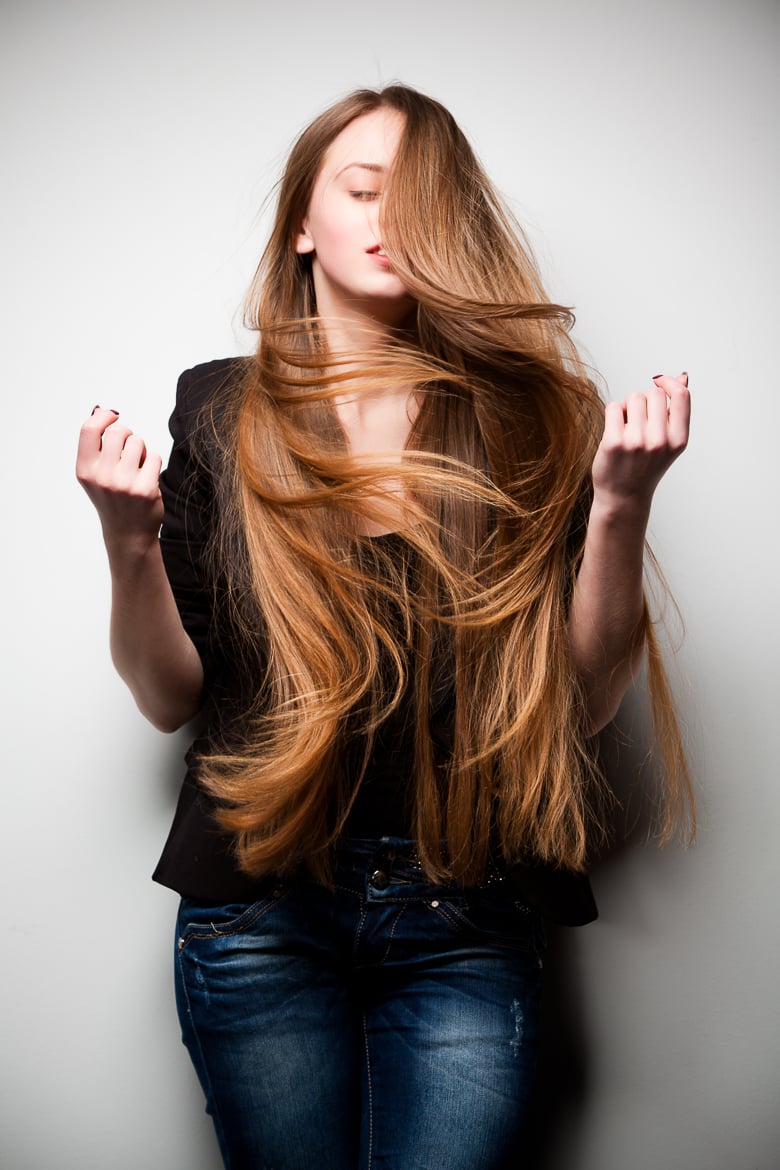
left=568, top=373, right=690, bottom=733
left=76, top=407, right=205, bottom=732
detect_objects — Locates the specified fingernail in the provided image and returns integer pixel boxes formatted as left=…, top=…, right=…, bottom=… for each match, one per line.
left=109, top=409, right=120, bottom=415
left=652, top=373, right=664, bottom=379
left=91, top=404, right=100, bottom=415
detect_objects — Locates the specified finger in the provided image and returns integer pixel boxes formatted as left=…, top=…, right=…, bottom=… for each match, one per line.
left=668, top=383, right=690, bottom=450
left=99, top=421, right=135, bottom=460
left=601, top=400, right=628, bottom=444
left=88, top=406, right=121, bottom=436
left=623, top=392, right=649, bottom=445
left=119, top=433, right=148, bottom=470
left=651, top=374, right=690, bottom=452
left=645, top=385, right=671, bottom=446
left=77, top=408, right=121, bottom=463
left=135, top=450, right=163, bottom=495
left=651, top=372, right=689, bottom=394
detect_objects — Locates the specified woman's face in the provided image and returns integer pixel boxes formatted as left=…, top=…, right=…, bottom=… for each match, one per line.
left=296, top=107, right=413, bottom=327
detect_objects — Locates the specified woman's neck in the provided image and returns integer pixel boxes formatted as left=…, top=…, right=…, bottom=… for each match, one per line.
left=311, top=298, right=419, bottom=535
left=333, top=370, right=419, bottom=539
left=321, top=314, right=389, bottom=356
left=317, top=304, right=417, bottom=449
left=335, top=385, right=417, bottom=448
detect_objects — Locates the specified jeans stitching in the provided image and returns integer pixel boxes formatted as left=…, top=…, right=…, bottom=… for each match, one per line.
left=362, top=1012, right=374, bottom=1170
left=368, top=891, right=462, bottom=906
left=426, top=900, right=541, bottom=955
left=353, top=890, right=368, bottom=958
left=378, top=903, right=407, bottom=966
left=178, top=890, right=288, bottom=951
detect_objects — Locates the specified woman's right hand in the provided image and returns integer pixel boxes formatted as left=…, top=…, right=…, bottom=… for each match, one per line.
left=76, top=407, right=164, bottom=555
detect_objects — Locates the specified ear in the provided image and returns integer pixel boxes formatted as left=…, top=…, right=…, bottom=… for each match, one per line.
left=295, top=222, right=315, bottom=255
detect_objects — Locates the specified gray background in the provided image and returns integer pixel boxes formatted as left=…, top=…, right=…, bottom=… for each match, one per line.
left=2, top=0, right=778, bottom=1167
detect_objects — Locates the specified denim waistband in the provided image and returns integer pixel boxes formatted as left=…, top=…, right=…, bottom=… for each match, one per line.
left=337, top=836, right=510, bottom=891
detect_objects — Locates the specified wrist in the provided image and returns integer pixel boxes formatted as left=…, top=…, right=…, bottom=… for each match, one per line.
left=103, top=529, right=161, bottom=575
left=589, top=488, right=653, bottom=528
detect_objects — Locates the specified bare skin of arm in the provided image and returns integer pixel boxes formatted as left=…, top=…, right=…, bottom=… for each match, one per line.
left=568, top=372, right=690, bottom=733
left=76, top=408, right=204, bottom=732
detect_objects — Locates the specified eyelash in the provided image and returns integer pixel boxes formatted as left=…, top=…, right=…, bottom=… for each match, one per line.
left=349, top=190, right=381, bottom=201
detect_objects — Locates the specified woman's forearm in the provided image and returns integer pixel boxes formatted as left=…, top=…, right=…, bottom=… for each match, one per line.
left=106, top=537, right=204, bottom=732
left=568, top=495, right=649, bottom=732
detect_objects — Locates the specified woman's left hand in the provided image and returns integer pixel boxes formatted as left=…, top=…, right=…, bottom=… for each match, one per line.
left=591, top=372, right=690, bottom=513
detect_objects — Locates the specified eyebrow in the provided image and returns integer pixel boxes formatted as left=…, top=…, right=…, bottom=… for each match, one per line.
left=334, top=162, right=387, bottom=179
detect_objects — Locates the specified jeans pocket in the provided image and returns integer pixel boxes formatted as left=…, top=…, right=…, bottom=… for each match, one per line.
left=428, top=889, right=546, bottom=957
left=177, top=886, right=288, bottom=950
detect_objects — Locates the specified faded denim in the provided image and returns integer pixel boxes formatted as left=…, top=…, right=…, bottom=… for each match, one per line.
left=175, top=837, right=545, bottom=1170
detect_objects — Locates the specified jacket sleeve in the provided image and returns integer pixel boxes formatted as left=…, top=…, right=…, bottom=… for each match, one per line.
left=158, top=365, right=220, bottom=681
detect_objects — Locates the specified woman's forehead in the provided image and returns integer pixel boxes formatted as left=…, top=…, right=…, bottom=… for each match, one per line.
left=319, top=108, right=406, bottom=183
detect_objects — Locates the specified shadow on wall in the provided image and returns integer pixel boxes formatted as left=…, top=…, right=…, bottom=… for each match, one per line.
left=525, top=676, right=664, bottom=1167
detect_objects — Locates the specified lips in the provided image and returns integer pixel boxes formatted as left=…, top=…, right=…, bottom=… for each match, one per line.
left=367, top=244, right=393, bottom=269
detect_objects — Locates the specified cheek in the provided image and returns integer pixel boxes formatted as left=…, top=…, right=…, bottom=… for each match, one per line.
left=322, top=211, right=360, bottom=256
left=308, top=196, right=368, bottom=258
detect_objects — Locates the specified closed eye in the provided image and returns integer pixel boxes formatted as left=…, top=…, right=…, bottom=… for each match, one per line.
left=350, top=190, right=381, bottom=201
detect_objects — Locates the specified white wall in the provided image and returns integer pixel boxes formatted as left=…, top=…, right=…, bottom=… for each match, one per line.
left=2, top=1, right=777, bottom=1167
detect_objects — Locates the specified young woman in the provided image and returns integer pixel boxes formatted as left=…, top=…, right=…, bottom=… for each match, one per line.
left=77, top=85, right=693, bottom=1170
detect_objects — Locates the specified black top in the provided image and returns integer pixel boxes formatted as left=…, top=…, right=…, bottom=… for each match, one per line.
left=152, top=358, right=597, bottom=926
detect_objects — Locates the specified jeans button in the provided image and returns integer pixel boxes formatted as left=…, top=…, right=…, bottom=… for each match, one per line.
left=370, top=869, right=390, bottom=890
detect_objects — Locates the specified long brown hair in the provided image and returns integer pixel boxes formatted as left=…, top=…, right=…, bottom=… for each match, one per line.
left=197, top=84, right=694, bottom=885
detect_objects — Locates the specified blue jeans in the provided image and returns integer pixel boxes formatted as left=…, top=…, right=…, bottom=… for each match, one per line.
left=174, top=838, right=545, bottom=1169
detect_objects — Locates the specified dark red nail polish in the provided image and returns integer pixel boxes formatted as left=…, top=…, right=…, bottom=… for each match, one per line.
left=652, top=373, right=663, bottom=379
left=91, top=404, right=100, bottom=415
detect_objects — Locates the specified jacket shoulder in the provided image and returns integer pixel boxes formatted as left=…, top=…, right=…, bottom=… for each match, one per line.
left=176, top=356, right=249, bottom=415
